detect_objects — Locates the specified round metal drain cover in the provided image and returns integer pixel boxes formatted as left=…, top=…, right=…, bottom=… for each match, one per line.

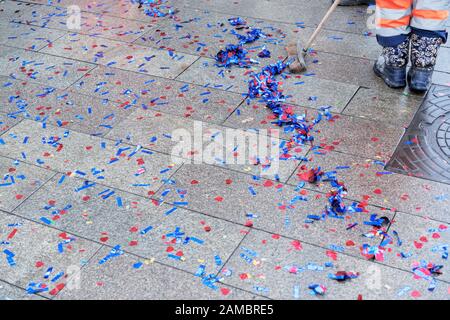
left=437, top=119, right=450, bottom=157
left=387, top=85, right=450, bottom=185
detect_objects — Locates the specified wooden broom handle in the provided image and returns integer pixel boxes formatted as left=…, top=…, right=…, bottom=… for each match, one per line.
left=304, top=0, right=341, bottom=51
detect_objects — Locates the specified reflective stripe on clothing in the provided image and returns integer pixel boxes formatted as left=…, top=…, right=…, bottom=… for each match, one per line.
left=376, top=0, right=449, bottom=37
left=377, top=0, right=412, bottom=9
left=411, top=0, right=450, bottom=30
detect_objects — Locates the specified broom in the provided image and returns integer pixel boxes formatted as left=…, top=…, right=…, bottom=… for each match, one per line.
left=287, top=0, right=342, bottom=73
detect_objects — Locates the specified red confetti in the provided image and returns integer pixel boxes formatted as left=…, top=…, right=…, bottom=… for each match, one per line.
left=263, top=180, right=274, bottom=187
left=7, top=228, right=18, bottom=240
left=291, top=240, right=302, bottom=251
left=239, top=273, right=248, bottom=280
left=220, top=288, right=231, bottom=295
left=49, top=283, right=65, bottom=296
left=432, top=233, right=440, bottom=239
left=326, top=250, right=338, bottom=261
left=414, top=241, right=423, bottom=249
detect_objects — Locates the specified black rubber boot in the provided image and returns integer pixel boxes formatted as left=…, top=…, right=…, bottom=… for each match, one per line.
left=373, top=38, right=409, bottom=89
left=408, top=34, right=443, bottom=93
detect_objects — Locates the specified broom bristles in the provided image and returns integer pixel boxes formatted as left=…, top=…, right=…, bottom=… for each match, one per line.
left=286, top=42, right=307, bottom=73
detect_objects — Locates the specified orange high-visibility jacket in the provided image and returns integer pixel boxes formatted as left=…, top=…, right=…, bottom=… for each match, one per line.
left=376, top=0, right=449, bottom=37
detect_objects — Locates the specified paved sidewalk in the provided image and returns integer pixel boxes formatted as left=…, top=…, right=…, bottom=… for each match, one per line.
left=0, top=0, right=449, bottom=300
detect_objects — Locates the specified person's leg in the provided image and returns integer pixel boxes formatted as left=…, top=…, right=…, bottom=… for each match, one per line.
left=373, top=0, right=414, bottom=88
left=408, top=0, right=449, bottom=91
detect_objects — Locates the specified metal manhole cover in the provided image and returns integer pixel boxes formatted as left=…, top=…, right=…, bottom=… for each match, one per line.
left=386, top=84, right=450, bottom=185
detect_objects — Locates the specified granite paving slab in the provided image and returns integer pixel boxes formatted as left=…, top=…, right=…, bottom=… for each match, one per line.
left=304, top=51, right=388, bottom=90
left=224, top=101, right=404, bottom=158
left=18, top=6, right=158, bottom=43
left=435, top=47, right=450, bottom=74
left=313, top=112, right=404, bottom=158
left=342, top=87, right=424, bottom=127
left=0, top=279, right=45, bottom=300
left=324, top=5, right=374, bottom=35
left=135, top=7, right=314, bottom=64
left=11, top=173, right=168, bottom=247
left=281, top=74, right=359, bottom=112
left=382, top=212, right=449, bottom=283
left=176, top=57, right=256, bottom=95
left=99, top=43, right=198, bottom=79
left=0, top=119, right=183, bottom=197
left=313, top=29, right=379, bottom=60
left=75, top=11, right=157, bottom=43
left=0, top=46, right=96, bottom=89
left=54, top=247, right=262, bottom=300
left=168, top=0, right=331, bottom=27
left=223, top=102, right=333, bottom=140
left=220, top=229, right=449, bottom=300
left=0, top=21, right=66, bottom=51
left=0, top=76, right=134, bottom=136
left=132, top=204, right=249, bottom=274
left=10, top=3, right=72, bottom=29
left=178, top=58, right=359, bottom=112
left=39, top=33, right=124, bottom=64
left=13, top=173, right=248, bottom=275
left=287, top=150, right=450, bottom=223
left=155, top=162, right=394, bottom=259
left=105, top=108, right=302, bottom=182
left=68, top=65, right=243, bottom=125
left=52, top=0, right=176, bottom=22
left=0, top=0, right=42, bottom=22
left=0, top=156, right=54, bottom=212
left=0, top=112, right=21, bottom=136
left=433, top=71, right=450, bottom=86
left=173, top=0, right=374, bottom=35
left=0, top=211, right=101, bottom=298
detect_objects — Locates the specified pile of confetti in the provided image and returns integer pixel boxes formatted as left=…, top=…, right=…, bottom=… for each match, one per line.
left=215, top=18, right=268, bottom=68
left=131, top=0, right=176, bottom=17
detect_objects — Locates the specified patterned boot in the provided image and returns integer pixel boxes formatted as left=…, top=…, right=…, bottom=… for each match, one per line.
left=373, top=38, right=410, bottom=88
left=408, top=34, right=443, bottom=93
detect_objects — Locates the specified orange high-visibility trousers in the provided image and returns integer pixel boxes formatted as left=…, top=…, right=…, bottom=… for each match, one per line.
left=376, top=0, right=449, bottom=42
